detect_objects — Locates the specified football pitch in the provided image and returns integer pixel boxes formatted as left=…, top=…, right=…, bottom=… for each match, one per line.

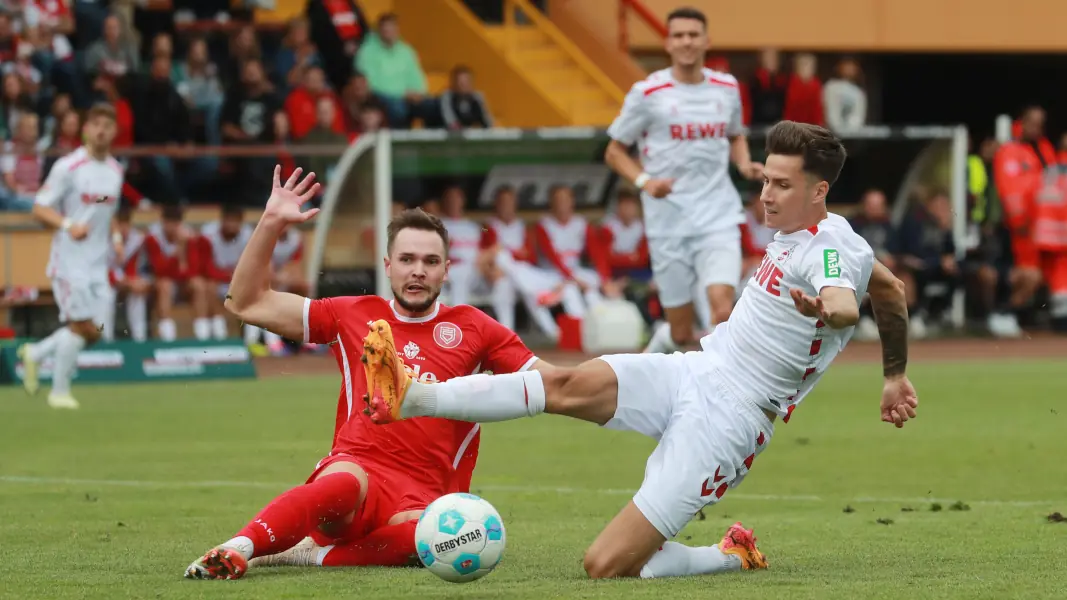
left=2, top=353, right=1066, bottom=599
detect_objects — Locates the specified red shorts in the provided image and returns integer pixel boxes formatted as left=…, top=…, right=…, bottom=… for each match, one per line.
left=304, top=453, right=438, bottom=546
left=1011, top=235, right=1041, bottom=270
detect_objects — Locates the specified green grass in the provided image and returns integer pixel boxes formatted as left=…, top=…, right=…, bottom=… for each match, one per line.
left=2, top=360, right=1067, bottom=599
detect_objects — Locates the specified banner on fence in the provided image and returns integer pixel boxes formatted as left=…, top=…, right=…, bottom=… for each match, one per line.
left=0, top=338, right=256, bottom=385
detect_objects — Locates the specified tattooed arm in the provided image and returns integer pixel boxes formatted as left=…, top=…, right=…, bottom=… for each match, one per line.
left=867, top=260, right=908, bottom=377
left=867, top=260, right=919, bottom=427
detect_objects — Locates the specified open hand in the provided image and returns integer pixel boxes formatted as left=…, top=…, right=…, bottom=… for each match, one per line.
left=68, top=223, right=89, bottom=240
left=790, top=288, right=825, bottom=319
left=643, top=178, right=674, bottom=199
left=263, top=165, right=321, bottom=225
left=880, top=376, right=919, bottom=428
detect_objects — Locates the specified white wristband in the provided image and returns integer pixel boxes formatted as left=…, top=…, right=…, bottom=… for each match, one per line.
left=634, top=173, right=651, bottom=189
left=60, top=218, right=72, bottom=231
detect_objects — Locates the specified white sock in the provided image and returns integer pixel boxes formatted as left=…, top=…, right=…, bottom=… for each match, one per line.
left=644, top=321, right=680, bottom=354
left=491, top=280, right=516, bottom=330
left=560, top=283, right=585, bottom=317
left=51, top=328, right=86, bottom=396
left=126, top=294, right=148, bottom=342
left=639, top=542, right=742, bottom=579
left=243, top=323, right=261, bottom=345
left=263, top=330, right=283, bottom=346
left=403, top=371, right=546, bottom=422
left=101, top=298, right=116, bottom=342
left=221, top=535, right=255, bottom=561
left=27, top=328, right=65, bottom=362
left=212, top=315, right=228, bottom=340
left=159, top=318, right=178, bottom=342
left=192, top=318, right=210, bottom=341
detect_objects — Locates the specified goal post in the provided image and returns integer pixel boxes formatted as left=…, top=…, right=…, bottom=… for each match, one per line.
left=311, top=124, right=970, bottom=324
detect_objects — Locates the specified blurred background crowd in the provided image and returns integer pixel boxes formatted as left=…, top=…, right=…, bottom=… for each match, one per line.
left=3, top=0, right=1066, bottom=351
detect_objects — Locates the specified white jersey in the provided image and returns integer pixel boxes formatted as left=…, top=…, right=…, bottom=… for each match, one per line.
left=441, top=217, right=482, bottom=265
left=602, top=215, right=645, bottom=254
left=272, top=230, right=303, bottom=269
left=607, top=67, right=745, bottom=238
left=702, top=214, right=875, bottom=421
left=200, top=221, right=253, bottom=273
left=36, top=147, right=125, bottom=282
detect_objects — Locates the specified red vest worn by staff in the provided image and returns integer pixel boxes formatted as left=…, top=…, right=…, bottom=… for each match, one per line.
left=993, top=138, right=1057, bottom=236
left=1032, top=152, right=1067, bottom=251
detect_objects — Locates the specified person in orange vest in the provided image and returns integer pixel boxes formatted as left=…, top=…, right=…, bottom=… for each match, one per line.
left=992, top=106, right=1064, bottom=331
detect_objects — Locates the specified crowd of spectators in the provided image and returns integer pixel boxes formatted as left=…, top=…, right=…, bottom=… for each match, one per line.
left=0, top=2, right=495, bottom=210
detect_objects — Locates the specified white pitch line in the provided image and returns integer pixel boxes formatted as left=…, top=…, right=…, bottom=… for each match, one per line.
left=0, top=475, right=1056, bottom=507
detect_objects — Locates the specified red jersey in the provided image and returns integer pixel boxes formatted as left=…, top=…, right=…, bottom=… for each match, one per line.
left=145, top=224, right=197, bottom=280
left=304, top=295, right=537, bottom=494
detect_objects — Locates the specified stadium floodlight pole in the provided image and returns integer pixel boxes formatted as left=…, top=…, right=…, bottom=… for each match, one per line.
left=374, top=128, right=393, bottom=301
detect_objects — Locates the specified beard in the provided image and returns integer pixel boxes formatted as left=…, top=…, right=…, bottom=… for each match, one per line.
left=392, top=285, right=439, bottom=314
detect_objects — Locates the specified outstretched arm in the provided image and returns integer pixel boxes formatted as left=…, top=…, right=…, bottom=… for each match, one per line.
left=867, top=260, right=918, bottom=427
left=225, top=166, right=320, bottom=341
left=868, top=260, right=908, bottom=377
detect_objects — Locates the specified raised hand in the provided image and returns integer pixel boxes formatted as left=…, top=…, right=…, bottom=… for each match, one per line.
left=880, top=375, right=919, bottom=428
left=263, top=165, right=321, bottom=225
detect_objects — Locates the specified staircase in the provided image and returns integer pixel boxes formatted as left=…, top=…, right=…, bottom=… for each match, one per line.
left=482, top=23, right=621, bottom=126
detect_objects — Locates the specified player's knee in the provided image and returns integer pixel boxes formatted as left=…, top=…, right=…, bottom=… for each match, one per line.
left=582, top=548, right=632, bottom=580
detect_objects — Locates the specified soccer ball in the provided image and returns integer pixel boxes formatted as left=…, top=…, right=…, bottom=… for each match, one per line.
left=414, top=492, right=506, bottom=583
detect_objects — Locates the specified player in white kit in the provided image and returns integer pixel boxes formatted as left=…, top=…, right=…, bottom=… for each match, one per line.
left=17, top=104, right=124, bottom=409
left=438, top=185, right=484, bottom=307
left=605, top=7, right=764, bottom=354
left=201, top=204, right=254, bottom=341
left=363, top=121, right=919, bottom=580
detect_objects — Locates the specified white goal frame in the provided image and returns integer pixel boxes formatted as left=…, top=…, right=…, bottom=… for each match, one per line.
left=310, top=125, right=970, bottom=325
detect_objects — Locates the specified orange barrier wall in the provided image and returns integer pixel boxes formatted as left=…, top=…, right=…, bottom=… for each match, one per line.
left=581, top=0, right=1067, bottom=52
left=390, top=0, right=571, bottom=127
left=547, top=0, right=647, bottom=90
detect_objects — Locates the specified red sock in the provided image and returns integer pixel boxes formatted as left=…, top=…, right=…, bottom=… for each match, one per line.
left=236, top=472, right=361, bottom=558
left=320, top=521, right=418, bottom=567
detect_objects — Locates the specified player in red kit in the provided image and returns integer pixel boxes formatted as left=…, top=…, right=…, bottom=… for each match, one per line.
left=184, top=166, right=542, bottom=580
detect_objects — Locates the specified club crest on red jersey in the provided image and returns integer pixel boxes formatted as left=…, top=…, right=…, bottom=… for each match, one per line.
left=433, top=322, right=463, bottom=349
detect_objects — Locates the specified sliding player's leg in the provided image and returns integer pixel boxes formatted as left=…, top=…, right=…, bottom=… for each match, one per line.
left=249, top=466, right=428, bottom=569
left=584, top=381, right=771, bottom=579
left=362, top=320, right=696, bottom=439
left=184, top=457, right=368, bottom=580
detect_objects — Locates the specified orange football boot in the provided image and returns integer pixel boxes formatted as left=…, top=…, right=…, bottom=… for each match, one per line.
left=361, top=319, right=413, bottom=424
left=719, top=522, right=768, bottom=570
left=184, top=547, right=250, bottom=580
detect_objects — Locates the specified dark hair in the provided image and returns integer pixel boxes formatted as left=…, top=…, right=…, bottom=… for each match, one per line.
left=451, top=64, right=471, bottom=78
left=547, top=183, right=572, bottom=200
left=765, top=120, right=847, bottom=186
left=666, top=7, right=707, bottom=28
left=85, top=102, right=116, bottom=122
left=386, top=208, right=449, bottom=256
left=221, top=204, right=244, bottom=220
left=493, top=184, right=515, bottom=200
left=378, top=12, right=398, bottom=28
left=162, top=204, right=184, bottom=222
left=116, top=204, right=132, bottom=222
left=617, top=187, right=640, bottom=202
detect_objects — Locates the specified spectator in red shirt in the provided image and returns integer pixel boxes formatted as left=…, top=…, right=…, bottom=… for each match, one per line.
left=284, top=65, right=345, bottom=140
left=747, top=48, right=788, bottom=126
left=783, top=52, right=824, bottom=126
left=90, top=71, right=133, bottom=147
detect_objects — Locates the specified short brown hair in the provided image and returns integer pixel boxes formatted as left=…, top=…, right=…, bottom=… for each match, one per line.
left=85, top=102, right=117, bottom=122
left=386, top=208, right=449, bottom=256
left=667, top=7, right=706, bottom=28
left=765, top=120, right=847, bottom=186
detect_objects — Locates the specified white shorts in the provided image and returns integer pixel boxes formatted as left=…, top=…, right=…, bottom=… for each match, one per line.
left=648, top=228, right=742, bottom=309
left=52, top=277, right=112, bottom=324
left=599, top=351, right=775, bottom=538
